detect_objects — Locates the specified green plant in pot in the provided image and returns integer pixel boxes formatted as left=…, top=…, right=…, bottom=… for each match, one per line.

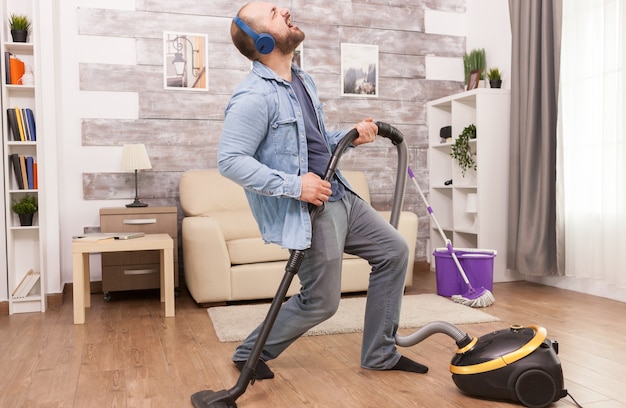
left=12, top=195, right=38, bottom=226
left=9, top=13, right=31, bottom=43
left=487, top=67, right=503, bottom=88
left=451, top=124, right=477, bottom=177
left=463, top=48, right=486, bottom=87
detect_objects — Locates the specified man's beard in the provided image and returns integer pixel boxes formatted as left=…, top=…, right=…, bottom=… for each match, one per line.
left=275, top=27, right=305, bottom=55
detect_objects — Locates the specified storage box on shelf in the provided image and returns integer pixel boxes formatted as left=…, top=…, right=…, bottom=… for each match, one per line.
left=427, top=88, right=520, bottom=283
left=1, top=0, right=45, bottom=313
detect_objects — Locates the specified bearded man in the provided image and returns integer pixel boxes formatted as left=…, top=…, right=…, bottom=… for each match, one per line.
left=218, top=2, right=428, bottom=380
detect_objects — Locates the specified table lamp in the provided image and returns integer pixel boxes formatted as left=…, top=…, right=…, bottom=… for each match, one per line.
left=465, top=192, right=478, bottom=230
left=121, top=144, right=152, bottom=207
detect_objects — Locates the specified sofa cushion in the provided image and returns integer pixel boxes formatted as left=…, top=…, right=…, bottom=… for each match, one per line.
left=228, top=238, right=289, bottom=264
left=210, top=210, right=261, bottom=241
left=180, top=169, right=250, bottom=216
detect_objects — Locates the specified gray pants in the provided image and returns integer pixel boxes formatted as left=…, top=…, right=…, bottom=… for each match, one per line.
left=232, top=190, right=409, bottom=369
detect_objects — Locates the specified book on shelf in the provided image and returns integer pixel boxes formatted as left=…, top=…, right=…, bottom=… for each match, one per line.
left=21, top=108, right=30, bottom=140
left=19, top=155, right=28, bottom=189
left=26, top=156, right=35, bottom=189
left=25, top=108, right=36, bottom=141
left=6, top=109, right=20, bottom=141
left=4, top=52, right=11, bottom=84
left=11, top=269, right=41, bottom=299
left=33, top=161, right=38, bottom=189
left=9, top=55, right=25, bottom=85
left=6, top=107, right=37, bottom=141
left=15, top=107, right=26, bottom=141
left=10, top=154, right=37, bottom=190
left=10, top=154, right=24, bottom=189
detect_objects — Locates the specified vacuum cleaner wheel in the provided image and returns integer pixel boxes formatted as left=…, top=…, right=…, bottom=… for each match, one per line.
left=515, top=368, right=557, bottom=408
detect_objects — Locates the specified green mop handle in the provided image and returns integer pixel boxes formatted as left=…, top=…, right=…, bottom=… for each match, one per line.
left=407, top=166, right=473, bottom=288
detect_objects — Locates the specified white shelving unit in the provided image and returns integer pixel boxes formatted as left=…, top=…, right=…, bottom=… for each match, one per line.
left=427, top=88, right=520, bottom=282
left=1, top=0, right=45, bottom=313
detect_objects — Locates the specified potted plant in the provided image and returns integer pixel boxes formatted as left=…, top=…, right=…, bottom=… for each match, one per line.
left=9, top=13, right=31, bottom=43
left=463, top=49, right=486, bottom=88
left=450, top=124, right=477, bottom=177
left=12, top=195, right=38, bottom=226
left=487, top=67, right=502, bottom=88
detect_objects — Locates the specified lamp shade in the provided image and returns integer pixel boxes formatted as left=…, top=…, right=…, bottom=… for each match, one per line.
left=121, top=144, right=152, bottom=171
left=465, top=193, right=478, bottom=214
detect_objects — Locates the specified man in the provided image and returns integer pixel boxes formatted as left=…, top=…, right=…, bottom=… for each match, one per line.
left=218, top=2, right=428, bottom=380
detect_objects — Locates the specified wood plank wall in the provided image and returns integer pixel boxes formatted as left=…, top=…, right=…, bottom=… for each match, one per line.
left=80, top=0, right=466, bottom=261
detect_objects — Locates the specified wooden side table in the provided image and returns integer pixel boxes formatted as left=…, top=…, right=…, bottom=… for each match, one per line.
left=72, top=233, right=174, bottom=324
left=99, top=207, right=178, bottom=299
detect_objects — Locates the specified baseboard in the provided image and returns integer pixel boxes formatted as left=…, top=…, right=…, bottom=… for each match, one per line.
left=0, top=292, right=63, bottom=315
left=1, top=281, right=104, bottom=316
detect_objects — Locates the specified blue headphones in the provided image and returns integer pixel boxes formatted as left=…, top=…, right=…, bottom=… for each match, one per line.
left=234, top=15, right=275, bottom=55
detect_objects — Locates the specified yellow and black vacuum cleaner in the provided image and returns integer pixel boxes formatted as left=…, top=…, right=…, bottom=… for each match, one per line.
left=396, top=322, right=570, bottom=408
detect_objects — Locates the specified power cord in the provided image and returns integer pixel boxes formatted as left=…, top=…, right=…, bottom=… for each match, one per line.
left=566, top=390, right=583, bottom=407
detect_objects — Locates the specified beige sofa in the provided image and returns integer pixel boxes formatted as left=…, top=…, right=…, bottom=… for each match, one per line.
left=179, top=169, right=418, bottom=304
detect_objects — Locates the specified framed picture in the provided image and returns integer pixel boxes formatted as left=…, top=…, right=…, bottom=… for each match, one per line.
left=341, top=43, right=378, bottom=97
left=163, top=32, right=208, bottom=91
left=467, top=69, right=481, bottom=90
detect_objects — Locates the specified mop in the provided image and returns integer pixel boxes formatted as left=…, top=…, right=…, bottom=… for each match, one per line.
left=407, top=166, right=494, bottom=307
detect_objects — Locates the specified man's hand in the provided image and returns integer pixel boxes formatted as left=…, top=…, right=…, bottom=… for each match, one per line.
left=300, top=172, right=332, bottom=206
left=352, top=118, right=378, bottom=146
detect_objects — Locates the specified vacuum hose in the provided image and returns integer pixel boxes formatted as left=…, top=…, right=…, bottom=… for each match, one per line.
left=395, top=321, right=474, bottom=350
left=375, top=122, right=408, bottom=229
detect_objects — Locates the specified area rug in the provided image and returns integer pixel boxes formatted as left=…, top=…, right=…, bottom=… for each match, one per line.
left=208, top=294, right=499, bottom=343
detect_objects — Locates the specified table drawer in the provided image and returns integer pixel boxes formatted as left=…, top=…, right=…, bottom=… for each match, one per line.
left=100, top=214, right=176, bottom=237
left=102, top=263, right=160, bottom=292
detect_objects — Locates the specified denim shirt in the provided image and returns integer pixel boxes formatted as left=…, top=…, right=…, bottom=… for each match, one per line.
left=218, top=61, right=351, bottom=250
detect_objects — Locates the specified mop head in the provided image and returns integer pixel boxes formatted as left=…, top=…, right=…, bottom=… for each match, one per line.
left=451, top=288, right=495, bottom=308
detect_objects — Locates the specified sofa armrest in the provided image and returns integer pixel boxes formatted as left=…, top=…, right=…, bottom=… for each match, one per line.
left=182, top=216, right=232, bottom=303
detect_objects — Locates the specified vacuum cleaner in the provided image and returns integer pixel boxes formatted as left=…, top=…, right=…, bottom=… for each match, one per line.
left=396, top=322, right=569, bottom=408
left=191, top=123, right=571, bottom=408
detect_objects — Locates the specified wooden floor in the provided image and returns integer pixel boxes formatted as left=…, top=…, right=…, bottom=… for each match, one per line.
left=1, top=263, right=625, bottom=408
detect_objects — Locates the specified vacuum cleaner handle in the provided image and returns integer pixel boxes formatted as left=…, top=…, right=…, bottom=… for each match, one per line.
left=325, top=121, right=405, bottom=183
left=324, top=128, right=359, bottom=181
left=376, top=121, right=404, bottom=145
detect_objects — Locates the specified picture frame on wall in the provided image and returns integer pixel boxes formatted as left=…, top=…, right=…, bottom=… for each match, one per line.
left=163, top=32, right=208, bottom=91
left=467, top=69, right=481, bottom=90
left=341, top=43, right=378, bottom=97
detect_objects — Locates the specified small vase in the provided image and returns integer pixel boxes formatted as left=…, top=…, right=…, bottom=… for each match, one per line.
left=489, top=79, right=502, bottom=89
left=11, top=29, right=28, bottom=43
left=18, top=213, right=34, bottom=226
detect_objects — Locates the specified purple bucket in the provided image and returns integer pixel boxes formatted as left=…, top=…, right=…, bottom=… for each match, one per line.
left=433, top=248, right=496, bottom=297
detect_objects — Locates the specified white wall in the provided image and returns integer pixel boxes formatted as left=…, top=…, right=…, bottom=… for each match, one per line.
left=466, top=0, right=511, bottom=89
left=54, top=0, right=138, bottom=290
left=424, top=0, right=511, bottom=87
